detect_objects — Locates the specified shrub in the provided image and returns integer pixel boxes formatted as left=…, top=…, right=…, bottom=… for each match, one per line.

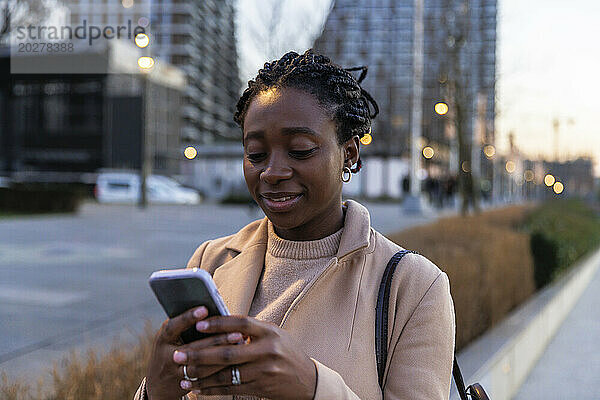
left=388, top=205, right=536, bottom=350
left=525, top=199, right=600, bottom=288
left=0, top=184, right=85, bottom=214
left=0, top=323, right=154, bottom=400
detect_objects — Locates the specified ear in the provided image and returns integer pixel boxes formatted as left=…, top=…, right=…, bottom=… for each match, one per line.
left=342, top=135, right=360, bottom=168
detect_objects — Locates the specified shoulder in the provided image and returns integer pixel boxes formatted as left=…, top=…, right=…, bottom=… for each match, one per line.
left=368, top=228, right=448, bottom=310
left=186, top=218, right=267, bottom=273
left=370, top=228, right=442, bottom=281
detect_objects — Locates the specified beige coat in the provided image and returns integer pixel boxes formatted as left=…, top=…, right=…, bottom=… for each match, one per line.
left=136, top=200, right=455, bottom=400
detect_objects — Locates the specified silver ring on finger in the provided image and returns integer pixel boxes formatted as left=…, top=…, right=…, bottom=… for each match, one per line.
left=183, top=365, right=198, bottom=382
left=231, top=366, right=241, bottom=386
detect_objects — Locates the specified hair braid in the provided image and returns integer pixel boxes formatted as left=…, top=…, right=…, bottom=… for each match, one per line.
left=234, top=49, right=379, bottom=173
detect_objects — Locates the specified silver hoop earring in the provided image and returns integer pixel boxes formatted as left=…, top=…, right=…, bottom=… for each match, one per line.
left=341, top=166, right=352, bottom=183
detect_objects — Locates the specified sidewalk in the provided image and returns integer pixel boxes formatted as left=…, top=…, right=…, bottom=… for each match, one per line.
left=512, top=254, right=600, bottom=399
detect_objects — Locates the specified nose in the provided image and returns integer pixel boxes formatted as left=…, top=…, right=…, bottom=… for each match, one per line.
left=260, top=153, right=292, bottom=185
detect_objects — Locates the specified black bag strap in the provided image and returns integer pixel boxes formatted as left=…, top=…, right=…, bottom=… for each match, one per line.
left=376, top=250, right=472, bottom=400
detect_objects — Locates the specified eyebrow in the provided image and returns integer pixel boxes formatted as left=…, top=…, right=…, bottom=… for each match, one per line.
left=244, top=127, right=319, bottom=141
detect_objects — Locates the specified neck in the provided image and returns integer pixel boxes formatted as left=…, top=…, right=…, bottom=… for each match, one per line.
left=273, top=203, right=346, bottom=241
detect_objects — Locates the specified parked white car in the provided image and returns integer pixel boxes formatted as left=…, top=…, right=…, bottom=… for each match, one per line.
left=95, top=173, right=201, bottom=205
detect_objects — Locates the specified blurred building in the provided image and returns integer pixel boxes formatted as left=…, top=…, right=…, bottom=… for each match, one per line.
left=544, top=158, right=595, bottom=198
left=66, top=0, right=151, bottom=25
left=0, top=42, right=185, bottom=183
left=313, top=0, right=497, bottom=177
left=151, top=0, right=241, bottom=142
left=66, top=0, right=241, bottom=143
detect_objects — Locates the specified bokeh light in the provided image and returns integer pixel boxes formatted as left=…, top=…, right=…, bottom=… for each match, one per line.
left=461, top=161, right=470, bottom=173
left=360, top=133, right=372, bottom=145
left=484, top=145, right=496, bottom=158
left=122, top=0, right=134, bottom=8
left=434, top=102, right=449, bottom=115
left=524, top=170, right=535, bottom=182
left=138, top=56, right=155, bottom=69
left=544, top=174, right=556, bottom=187
left=505, top=160, right=516, bottom=173
left=135, top=33, right=150, bottom=48
left=422, top=146, right=434, bottom=159
left=553, top=181, right=564, bottom=194
left=184, top=146, right=197, bottom=160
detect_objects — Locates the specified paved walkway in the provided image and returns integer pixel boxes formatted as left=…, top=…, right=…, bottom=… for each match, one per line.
left=513, top=254, right=600, bottom=399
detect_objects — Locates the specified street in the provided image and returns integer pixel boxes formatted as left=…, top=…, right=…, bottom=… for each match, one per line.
left=0, top=199, right=435, bottom=381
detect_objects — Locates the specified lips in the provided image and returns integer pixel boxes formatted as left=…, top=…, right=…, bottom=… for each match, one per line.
left=260, top=193, right=303, bottom=212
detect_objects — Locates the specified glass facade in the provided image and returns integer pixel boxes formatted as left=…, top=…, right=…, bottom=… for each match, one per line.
left=66, top=0, right=241, bottom=143
left=314, top=0, right=497, bottom=173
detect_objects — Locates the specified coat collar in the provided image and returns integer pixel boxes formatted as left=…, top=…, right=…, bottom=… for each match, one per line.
left=223, top=199, right=371, bottom=256
left=213, top=199, right=371, bottom=316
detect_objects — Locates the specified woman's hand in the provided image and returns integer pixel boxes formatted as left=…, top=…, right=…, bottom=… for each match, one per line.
left=145, top=306, right=245, bottom=400
left=173, top=316, right=317, bottom=400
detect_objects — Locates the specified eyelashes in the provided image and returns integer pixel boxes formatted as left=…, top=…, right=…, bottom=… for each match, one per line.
left=246, top=148, right=319, bottom=162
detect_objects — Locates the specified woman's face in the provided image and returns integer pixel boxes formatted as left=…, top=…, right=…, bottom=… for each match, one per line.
left=243, top=87, right=359, bottom=240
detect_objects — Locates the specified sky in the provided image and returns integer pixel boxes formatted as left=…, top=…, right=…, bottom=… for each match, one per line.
left=237, top=0, right=600, bottom=175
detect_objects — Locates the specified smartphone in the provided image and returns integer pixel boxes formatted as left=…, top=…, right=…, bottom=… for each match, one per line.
left=149, top=267, right=230, bottom=343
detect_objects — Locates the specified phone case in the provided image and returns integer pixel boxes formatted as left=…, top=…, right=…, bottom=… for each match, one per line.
left=148, top=268, right=230, bottom=343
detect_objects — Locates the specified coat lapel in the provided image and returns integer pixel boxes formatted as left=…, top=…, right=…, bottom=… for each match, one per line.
left=212, top=242, right=266, bottom=316
left=211, top=201, right=371, bottom=317
left=211, top=217, right=268, bottom=316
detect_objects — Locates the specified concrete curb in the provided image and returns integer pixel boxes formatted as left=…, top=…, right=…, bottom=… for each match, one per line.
left=450, top=247, right=600, bottom=400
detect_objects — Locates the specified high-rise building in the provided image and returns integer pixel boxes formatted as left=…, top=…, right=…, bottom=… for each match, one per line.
left=151, top=0, right=241, bottom=142
left=314, top=0, right=497, bottom=177
left=66, top=0, right=241, bottom=143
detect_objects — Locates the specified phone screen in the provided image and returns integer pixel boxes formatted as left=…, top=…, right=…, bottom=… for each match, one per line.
left=150, top=276, right=223, bottom=343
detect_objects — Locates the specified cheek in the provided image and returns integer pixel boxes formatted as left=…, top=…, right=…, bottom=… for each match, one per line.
left=306, top=155, right=342, bottom=194
left=243, top=160, right=259, bottom=188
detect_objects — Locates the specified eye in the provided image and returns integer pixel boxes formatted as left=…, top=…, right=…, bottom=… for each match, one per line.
left=246, top=153, right=267, bottom=162
left=289, top=148, right=318, bottom=159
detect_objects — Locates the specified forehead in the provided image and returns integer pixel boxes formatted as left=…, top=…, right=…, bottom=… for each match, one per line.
left=243, top=87, right=335, bottom=139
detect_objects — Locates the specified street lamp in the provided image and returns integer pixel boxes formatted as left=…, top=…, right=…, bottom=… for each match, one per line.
left=137, top=29, right=153, bottom=208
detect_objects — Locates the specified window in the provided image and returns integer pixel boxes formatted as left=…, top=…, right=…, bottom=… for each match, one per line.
left=108, top=182, right=131, bottom=190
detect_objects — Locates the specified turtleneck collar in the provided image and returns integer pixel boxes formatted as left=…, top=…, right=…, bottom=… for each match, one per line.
left=266, top=219, right=343, bottom=259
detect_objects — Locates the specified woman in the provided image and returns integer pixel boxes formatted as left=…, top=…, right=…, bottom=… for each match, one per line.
left=136, top=50, right=455, bottom=400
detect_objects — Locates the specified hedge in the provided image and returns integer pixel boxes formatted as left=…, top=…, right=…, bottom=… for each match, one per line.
left=0, top=184, right=85, bottom=214
left=525, top=199, right=600, bottom=288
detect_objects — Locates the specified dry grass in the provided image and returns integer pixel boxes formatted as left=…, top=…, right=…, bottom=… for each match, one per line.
left=1, top=323, right=154, bottom=400
left=388, top=205, right=536, bottom=350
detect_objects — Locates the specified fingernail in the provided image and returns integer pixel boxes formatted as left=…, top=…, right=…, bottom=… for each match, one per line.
left=180, top=380, right=192, bottom=390
left=196, top=321, right=209, bottom=331
left=173, top=350, right=187, bottom=363
left=228, top=332, right=242, bottom=342
left=193, top=307, right=207, bottom=318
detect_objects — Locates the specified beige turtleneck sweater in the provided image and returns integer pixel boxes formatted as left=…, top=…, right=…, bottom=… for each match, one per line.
left=234, top=219, right=343, bottom=400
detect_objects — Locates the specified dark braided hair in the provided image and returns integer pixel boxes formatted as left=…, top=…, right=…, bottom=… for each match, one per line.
left=234, top=49, right=379, bottom=173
